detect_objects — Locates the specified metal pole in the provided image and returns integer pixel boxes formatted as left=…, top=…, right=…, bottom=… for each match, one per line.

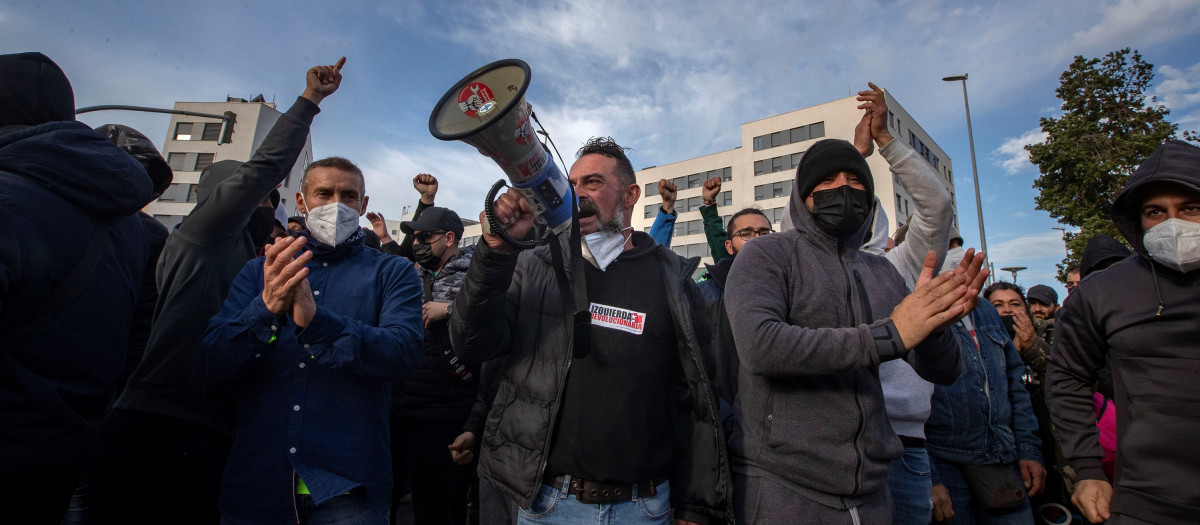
left=75, top=105, right=236, bottom=144
left=961, top=81, right=989, bottom=283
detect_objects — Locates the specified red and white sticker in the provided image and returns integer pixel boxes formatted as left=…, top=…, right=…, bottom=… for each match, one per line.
left=457, top=82, right=495, bottom=118
left=589, top=303, right=645, bottom=335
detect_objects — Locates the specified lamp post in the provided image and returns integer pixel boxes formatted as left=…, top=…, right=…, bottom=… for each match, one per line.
left=943, top=73, right=990, bottom=283
left=1051, top=226, right=1069, bottom=257
left=1000, top=266, right=1028, bottom=284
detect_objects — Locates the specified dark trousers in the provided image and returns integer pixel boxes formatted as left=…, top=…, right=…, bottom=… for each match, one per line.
left=89, top=409, right=233, bottom=525
left=390, top=415, right=472, bottom=525
left=0, top=455, right=86, bottom=525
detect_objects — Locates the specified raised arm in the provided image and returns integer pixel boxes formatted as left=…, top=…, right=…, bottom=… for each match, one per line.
left=181, top=58, right=344, bottom=242
left=648, top=179, right=677, bottom=247
left=700, top=177, right=729, bottom=262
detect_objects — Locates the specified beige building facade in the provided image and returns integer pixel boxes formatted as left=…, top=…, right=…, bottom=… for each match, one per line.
left=632, top=91, right=957, bottom=266
left=144, top=97, right=313, bottom=229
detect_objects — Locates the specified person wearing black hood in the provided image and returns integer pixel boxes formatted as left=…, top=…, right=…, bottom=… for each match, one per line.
left=88, top=57, right=345, bottom=524
left=1048, top=140, right=1200, bottom=524
left=725, top=132, right=986, bottom=522
left=0, top=52, right=153, bottom=523
left=93, top=123, right=175, bottom=394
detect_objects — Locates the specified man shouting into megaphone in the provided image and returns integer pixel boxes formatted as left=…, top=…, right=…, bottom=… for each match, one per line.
left=449, top=136, right=733, bottom=525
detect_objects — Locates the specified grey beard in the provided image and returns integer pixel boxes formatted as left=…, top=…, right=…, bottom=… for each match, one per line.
left=600, top=205, right=625, bottom=234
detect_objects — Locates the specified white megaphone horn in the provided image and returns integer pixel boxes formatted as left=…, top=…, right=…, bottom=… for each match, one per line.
left=429, top=59, right=575, bottom=247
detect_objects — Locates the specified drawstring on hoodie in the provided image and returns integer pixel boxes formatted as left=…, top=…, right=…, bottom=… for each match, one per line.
left=1149, top=262, right=1166, bottom=316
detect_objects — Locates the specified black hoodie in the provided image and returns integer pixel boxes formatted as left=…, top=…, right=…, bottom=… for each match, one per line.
left=1047, top=140, right=1200, bottom=524
left=0, top=52, right=153, bottom=470
left=115, top=97, right=321, bottom=434
left=1079, top=234, right=1131, bottom=278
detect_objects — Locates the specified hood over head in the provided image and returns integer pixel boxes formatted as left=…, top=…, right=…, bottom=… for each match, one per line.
left=860, top=197, right=890, bottom=255
left=787, top=139, right=875, bottom=249
left=1111, top=140, right=1200, bottom=255
left=94, top=123, right=173, bottom=196
left=0, top=52, right=75, bottom=133
left=0, top=121, right=152, bottom=216
left=194, top=159, right=242, bottom=206
left=1080, top=233, right=1132, bottom=277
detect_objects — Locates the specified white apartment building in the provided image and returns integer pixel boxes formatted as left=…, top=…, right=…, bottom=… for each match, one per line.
left=632, top=91, right=957, bottom=267
left=144, top=96, right=313, bottom=229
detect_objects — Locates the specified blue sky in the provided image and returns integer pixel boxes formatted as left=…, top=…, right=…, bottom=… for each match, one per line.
left=5, top=0, right=1199, bottom=298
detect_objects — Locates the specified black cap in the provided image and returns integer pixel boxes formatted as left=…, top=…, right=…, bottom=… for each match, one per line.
left=401, top=206, right=464, bottom=237
left=1026, top=284, right=1058, bottom=306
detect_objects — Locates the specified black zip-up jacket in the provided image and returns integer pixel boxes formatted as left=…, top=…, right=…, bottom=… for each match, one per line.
left=450, top=233, right=734, bottom=524
left=1047, top=140, right=1200, bottom=524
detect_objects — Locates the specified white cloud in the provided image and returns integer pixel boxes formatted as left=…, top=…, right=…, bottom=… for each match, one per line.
left=992, top=128, right=1047, bottom=175
left=1154, top=61, right=1200, bottom=112
left=986, top=231, right=1068, bottom=265
left=1054, top=0, right=1200, bottom=58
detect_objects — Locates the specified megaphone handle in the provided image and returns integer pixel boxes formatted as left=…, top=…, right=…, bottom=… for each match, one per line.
left=484, top=179, right=539, bottom=250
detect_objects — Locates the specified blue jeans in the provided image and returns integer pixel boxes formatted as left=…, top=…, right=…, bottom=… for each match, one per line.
left=517, top=476, right=671, bottom=525
left=931, top=456, right=1034, bottom=525
left=889, top=447, right=933, bottom=525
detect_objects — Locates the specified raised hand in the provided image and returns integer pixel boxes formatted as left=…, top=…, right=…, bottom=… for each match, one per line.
left=479, top=188, right=536, bottom=253
left=1011, top=308, right=1037, bottom=351
left=658, top=179, right=678, bottom=214
left=302, top=57, right=345, bottom=105
left=890, top=250, right=970, bottom=349
left=414, top=173, right=438, bottom=205
left=261, top=236, right=312, bottom=316
left=856, top=82, right=894, bottom=147
left=702, top=177, right=722, bottom=205
left=365, top=212, right=392, bottom=244
left=853, top=111, right=874, bottom=158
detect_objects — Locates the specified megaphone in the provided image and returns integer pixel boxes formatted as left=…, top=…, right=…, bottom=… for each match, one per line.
left=429, top=59, right=574, bottom=245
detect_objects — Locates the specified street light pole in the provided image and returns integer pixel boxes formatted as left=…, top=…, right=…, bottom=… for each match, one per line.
left=1052, top=227, right=1069, bottom=257
left=943, top=73, right=990, bottom=283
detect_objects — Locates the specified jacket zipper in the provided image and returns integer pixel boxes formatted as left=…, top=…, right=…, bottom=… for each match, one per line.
left=838, top=251, right=865, bottom=495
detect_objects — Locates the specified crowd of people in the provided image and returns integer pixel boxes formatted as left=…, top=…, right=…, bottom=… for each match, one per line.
left=1, top=51, right=1197, bottom=525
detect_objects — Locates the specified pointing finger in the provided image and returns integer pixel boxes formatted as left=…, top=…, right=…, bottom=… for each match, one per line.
left=334, top=56, right=346, bottom=71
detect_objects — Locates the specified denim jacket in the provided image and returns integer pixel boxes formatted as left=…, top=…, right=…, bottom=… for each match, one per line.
left=925, top=301, right=1043, bottom=484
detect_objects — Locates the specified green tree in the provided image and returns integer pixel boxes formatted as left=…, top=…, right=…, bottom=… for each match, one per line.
left=1026, top=48, right=1179, bottom=280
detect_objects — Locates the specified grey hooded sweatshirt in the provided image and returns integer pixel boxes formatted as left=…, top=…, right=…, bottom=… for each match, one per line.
left=725, top=139, right=961, bottom=509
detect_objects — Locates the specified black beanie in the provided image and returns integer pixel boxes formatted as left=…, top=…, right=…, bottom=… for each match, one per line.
left=795, top=139, right=873, bottom=199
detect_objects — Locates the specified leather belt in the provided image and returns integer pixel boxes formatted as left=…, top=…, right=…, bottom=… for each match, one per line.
left=543, top=473, right=665, bottom=504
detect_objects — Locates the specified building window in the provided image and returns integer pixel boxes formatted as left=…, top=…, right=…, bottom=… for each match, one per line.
left=722, top=167, right=733, bottom=181
left=167, top=152, right=187, bottom=171
left=194, top=153, right=215, bottom=172
left=645, top=204, right=657, bottom=219
left=752, top=122, right=825, bottom=152
left=173, top=122, right=193, bottom=141
left=888, top=111, right=895, bottom=130
left=201, top=122, right=222, bottom=141
left=187, top=184, right=199, bottom=203
left=645, top=182, right=658, bottom=196
left=718, top=190, right=732, bottom=206
left=754, top=181, right=792, bottom=201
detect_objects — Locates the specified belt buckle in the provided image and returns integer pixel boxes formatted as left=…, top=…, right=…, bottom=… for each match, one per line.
left=572, top=478, right=629, bottom=504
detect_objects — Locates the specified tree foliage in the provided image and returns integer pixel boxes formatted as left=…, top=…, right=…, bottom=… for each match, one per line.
left=1026, top=48, right=1178, bottom=279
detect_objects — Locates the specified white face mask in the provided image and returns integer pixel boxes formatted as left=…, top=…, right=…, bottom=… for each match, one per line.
left=1143, top=218, right=1200, bottom=273
left=304, top=198, right=361, bottom=247
left=581, top=227, right=633, bottom=271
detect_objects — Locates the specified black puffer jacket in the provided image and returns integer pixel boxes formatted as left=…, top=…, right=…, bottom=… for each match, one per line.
left=1047, top=140, right=1200, bottom=524
left=450, top=233, right=734, bottom=524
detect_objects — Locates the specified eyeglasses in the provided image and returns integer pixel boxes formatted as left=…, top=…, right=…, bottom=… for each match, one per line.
left=414, top=230, right=446, bottom=243
left=731, top=228, right=773, bottom=240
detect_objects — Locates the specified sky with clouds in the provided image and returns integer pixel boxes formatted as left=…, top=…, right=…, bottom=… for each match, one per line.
left=4, top=0, right=1199, bottom=298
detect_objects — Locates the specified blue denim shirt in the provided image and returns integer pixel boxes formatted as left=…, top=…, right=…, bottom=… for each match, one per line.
left=199, top=242, right=424, bottom=523
left=924, top=301, right=1042, bottom=484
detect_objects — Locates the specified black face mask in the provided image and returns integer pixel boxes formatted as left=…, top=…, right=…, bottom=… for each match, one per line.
left=810, top=185, right=872, bottom=239
left=248, top=207, right=277, bottom=248
left=412, top=243, right=442, bottom=272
